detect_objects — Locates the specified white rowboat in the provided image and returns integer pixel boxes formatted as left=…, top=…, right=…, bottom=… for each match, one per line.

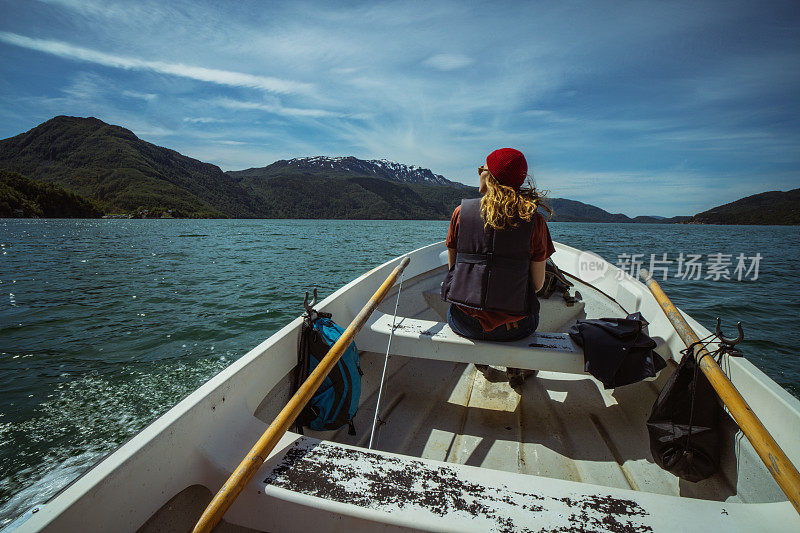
left=6, top=241, right=800, bottom=532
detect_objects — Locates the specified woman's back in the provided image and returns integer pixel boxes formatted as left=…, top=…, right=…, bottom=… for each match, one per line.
left=443, top=148, right=555, bottom=333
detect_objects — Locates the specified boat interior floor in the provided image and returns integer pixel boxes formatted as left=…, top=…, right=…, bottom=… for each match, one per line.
left=319, top=354, right=748, bottom=502
left=275, top=270, right=754, bottom=505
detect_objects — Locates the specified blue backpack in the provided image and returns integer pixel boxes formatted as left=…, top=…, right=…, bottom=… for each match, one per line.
left=295, top=310, right=362, bottom=434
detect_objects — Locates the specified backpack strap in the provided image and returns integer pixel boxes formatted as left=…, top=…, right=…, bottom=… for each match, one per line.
left=294, top=308, right=332, bottom=433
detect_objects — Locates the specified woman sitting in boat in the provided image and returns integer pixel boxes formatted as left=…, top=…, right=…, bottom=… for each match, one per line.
left=442, top=147, right=554, bottom=386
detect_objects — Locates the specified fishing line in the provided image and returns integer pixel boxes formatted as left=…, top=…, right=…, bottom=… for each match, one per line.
left=368, top=263, right=405, bottom=450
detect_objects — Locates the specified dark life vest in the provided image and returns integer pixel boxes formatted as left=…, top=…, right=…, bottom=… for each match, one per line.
left=441, top=198, right=539, bottom=315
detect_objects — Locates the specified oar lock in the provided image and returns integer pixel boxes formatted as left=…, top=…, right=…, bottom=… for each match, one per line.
left=715, top=317, right=744, bottom=356
left=303, top=288, right=319, bottom=315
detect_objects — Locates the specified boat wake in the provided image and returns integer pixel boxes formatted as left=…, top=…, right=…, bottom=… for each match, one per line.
left=0, top=451, right=102, bottom=529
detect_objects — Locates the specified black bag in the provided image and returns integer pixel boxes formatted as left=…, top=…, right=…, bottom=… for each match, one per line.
left=646, top=351, right=724, bottom=482
left=568, top=312, right=666, bottom=389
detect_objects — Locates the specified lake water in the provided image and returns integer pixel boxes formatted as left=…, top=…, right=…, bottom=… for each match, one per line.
left=1, top=219, right=798, bottom=526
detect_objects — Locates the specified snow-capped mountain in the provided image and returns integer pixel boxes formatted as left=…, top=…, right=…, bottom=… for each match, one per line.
left=268, top=156, right=462, bottom=186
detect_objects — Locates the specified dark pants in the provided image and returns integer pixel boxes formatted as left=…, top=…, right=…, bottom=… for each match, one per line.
left=447, top=304, right=539, bottom=342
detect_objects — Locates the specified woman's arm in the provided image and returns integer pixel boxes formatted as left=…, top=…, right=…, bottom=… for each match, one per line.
left=530, top=212, right=554, bottom=293
left=531, top=260, right=546, bottom=292
left=448, top=248, right=457, bottom=269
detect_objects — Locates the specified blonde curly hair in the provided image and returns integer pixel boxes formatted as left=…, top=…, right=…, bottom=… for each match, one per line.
left=480, top=172, right=552, bottom=230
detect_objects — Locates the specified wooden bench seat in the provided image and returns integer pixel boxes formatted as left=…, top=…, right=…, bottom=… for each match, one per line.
left=358, top=312, right=586, bottom=374
left=256, top=435, right=758, bottom=532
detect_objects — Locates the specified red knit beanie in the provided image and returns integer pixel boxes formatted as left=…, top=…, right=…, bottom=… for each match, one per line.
left=486, top=148, right=527, bottom=190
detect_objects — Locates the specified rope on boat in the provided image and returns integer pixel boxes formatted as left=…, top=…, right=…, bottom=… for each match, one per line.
left=680, top=332, right=726, bottom=457
left=368, top=264, right=405, bottom=450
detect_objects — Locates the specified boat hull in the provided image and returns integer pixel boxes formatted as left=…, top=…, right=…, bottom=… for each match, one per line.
left=7, top=242, right=800, bottom=532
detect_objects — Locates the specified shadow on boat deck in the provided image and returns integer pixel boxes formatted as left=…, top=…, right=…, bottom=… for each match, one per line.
left=347, top=356, right=743, bottom=502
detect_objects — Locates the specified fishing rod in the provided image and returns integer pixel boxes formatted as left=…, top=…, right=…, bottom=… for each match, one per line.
left=368, top=257, right=407, bottom=449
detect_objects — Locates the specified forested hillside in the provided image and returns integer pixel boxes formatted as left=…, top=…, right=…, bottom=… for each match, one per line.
left=0, top=116, right=258, bottom=218
left=688, top=188, right=800, bottom=225
left=0, top=170, right=102, bottom=218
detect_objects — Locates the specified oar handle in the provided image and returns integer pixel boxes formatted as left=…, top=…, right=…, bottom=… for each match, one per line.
left=639, top=269, right=800, bottom=516
left=192, top=256, right=411, bottom=533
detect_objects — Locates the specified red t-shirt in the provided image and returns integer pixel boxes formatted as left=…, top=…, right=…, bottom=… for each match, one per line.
left=445, top=205, right=555, bottom=331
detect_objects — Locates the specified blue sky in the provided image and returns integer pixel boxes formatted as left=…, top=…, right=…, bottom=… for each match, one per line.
left=0, top=0, right=798, bottom=216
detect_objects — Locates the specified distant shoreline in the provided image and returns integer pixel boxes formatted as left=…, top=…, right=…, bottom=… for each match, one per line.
left=3, top=217, right=799, bottom=226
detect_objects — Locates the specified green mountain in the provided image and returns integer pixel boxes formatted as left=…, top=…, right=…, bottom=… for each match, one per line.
left=0, top=115, right=697, bottom=222
left=227, top=163, right=657, bottom=222
left=244, top=156, right=466, bottom=186
left=0, top=115, right=259, bottom=218
left=541, top=198, right=630, bottom=222
left=227, top=163, right=473, bottom=219
left=0, top=170, right=102, bottom=218
left=0, top=116, right=473, bottom=219
left=687, top=189, right=800, bottom=225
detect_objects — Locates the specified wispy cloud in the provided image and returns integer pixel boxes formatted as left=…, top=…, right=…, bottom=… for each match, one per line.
left=211, top=97, right=343, bottom=119
left=0, top=31, right=312, bottom=95
left=183, top=117, right=230, bottom=124
left=121, top=90, right=157, bottom=102
left=60, top=71, right=107, bottom=100
left=0, top=1, right=798, bottom=216
left=422, top=53, right=473, bottom=71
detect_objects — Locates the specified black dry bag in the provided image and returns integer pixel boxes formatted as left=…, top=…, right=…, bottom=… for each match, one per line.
left=646, top=351, right=724, bottom=482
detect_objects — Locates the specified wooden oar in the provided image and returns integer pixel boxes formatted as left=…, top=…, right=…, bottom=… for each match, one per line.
left=639, top=268, right=800, bottom=516
left=192, top=256, right=411, bottom=533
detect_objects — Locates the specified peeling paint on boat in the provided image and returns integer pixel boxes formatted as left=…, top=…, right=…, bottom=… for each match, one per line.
left=264, top=437, right=653, bottom=533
